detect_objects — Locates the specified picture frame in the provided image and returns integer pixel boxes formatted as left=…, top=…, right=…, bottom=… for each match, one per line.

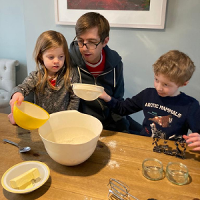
left=55, top=0, right=167, bottom=29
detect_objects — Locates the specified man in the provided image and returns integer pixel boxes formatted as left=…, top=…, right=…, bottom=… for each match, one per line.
left=70, top=12, right=141, bottom=132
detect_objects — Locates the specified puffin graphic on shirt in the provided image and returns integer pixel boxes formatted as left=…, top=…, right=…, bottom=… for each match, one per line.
left=148, top=114, right=173, bottom=137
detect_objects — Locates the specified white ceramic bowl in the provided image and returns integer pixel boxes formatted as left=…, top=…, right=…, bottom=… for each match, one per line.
left=1, top=161, right=50, bottom=194
left=38, top=110, right=103, bottom=166
left=72, top=83, right=104, bottom=101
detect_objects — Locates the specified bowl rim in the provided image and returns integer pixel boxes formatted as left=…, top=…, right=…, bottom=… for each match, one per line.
left=72, top=83, right=104, bottom=90
left=72, top=83, right=104, bottom=101
left=39, top=131, right=100, bottom=146
left=38, top=110, right=103, bottom=145
left=1, top=161, right=50, bottom=194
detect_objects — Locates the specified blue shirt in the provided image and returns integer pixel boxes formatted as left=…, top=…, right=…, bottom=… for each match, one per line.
left=108, top=88, right=200, bottom=139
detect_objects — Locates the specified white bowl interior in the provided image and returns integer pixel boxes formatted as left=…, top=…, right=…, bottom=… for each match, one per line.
left=38, top=110, right=103, bottom=166
left=1, top=161, right=50, bottom=194
left=72, top=83, right=104, bottom=101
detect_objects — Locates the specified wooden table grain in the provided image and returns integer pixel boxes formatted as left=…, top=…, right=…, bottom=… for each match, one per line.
left=0, top=113, right=200, bottom=200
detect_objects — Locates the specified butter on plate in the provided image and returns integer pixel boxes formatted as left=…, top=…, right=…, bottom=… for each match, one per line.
left=10, top=168, right=40, bottom=190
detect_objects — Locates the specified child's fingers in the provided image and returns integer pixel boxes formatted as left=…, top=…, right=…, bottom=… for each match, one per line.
left=188, top=133, right=200, bottom=137
left=185, top=137, right=198, bottom=144
left=184, top=133, right=200, bottom=143
left=10, top=94, right=24, bottom=112
left=190, top=146, right=200, bottom=151
left=10, top=100, right=19, bottom=113
left=188, top=141, right=200, bottom=151
left=183, top=135, right=189, bottom=140
left=188, top=140, right=199, bottom=146
left=184, top=133, right=200, bottom=151
left=9, top=99, right=16, bottom=113
left=8, top=113, right=16, bottom=125
left=17, top=96, right=24, bottom=106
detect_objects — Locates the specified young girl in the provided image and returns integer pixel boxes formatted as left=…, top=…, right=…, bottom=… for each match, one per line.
left=8, top=30, right=79, bottom=124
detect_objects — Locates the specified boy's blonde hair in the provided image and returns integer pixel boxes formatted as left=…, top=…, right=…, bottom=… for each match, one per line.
left=153, top=50, right=195, bottom=86
left=33, top=30, right=71, bottom=93
left=75, top=12, right=110, bottom=42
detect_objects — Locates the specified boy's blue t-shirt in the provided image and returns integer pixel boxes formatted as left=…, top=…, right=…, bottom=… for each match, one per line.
left=108, top=88, right=200, bottom=139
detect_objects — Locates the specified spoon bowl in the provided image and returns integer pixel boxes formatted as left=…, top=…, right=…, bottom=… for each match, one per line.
left=3, top=139, right=31, bottom=153
left=19, top=146, right=31, bottom=153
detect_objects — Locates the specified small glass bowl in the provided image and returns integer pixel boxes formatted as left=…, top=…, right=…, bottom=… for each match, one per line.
left=142, top=158, right=163, bottom=181
left=166, top=162, right=188, bottom=185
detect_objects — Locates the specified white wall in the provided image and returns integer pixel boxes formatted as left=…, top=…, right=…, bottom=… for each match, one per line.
left=1, top=0, right=200, bottom=123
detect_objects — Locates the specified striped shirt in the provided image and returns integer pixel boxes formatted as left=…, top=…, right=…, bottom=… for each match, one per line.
left=85, top=49, right=105, bottom=77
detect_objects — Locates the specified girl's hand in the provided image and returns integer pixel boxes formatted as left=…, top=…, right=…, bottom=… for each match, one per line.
left=99, top=91, right=111, bottom=102
left=9, top=92, right=24, bottom=112
left=183, top=133, right=200, bottom=151
left=8, top=113, right=16, bottom=125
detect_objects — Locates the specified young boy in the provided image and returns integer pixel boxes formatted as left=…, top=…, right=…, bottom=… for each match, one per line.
left=70, top=12, right=141, bottom=133
left=100, top=50, right=200, bottom=139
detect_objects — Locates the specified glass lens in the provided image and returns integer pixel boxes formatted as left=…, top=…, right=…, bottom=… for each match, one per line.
left=86, top=43, right=96, bottom=50
left=74, top=41, right=97, bottom=50
left=74, top=41, right=80, bottom=47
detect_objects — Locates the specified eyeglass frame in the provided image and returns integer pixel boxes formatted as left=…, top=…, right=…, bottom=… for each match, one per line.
left=73, top=36, right=102, bottom=50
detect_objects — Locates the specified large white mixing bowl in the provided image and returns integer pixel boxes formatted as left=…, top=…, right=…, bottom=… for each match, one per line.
left=38, top=111, right=103, bottom=166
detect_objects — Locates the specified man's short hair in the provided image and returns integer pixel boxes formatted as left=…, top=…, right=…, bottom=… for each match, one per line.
left=75, top=12, right=110, bottom=42
left=153, top=50, right=195, bottom=86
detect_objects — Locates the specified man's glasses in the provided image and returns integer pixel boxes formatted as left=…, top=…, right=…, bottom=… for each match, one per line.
left=73, top=37, right=101, bottom=50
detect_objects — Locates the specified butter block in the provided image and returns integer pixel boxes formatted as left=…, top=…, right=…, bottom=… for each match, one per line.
left=10, top=168, right=40, bottom=189
left=18, top=180, right=34, bottom=190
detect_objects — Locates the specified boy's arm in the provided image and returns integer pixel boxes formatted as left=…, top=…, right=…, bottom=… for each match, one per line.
left=99, top=90, right=144, bottom=116
left=100, top=91, right=130, bottom=132
left=187, top=100, right=200, bottom=133
left=184, top=101, right=200, bottom=151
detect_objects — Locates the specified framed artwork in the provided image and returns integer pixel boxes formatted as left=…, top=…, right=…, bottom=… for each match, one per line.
left=55, top=0, right=167, bottom=29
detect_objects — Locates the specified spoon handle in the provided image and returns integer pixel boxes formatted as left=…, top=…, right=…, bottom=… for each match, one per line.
left=3, top=139, right=19, bottom=147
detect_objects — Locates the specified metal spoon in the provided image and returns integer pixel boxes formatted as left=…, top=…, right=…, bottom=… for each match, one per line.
left=3, top=139, right=31, bottom=153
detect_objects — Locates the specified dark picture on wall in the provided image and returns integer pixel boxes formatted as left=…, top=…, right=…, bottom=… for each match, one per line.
left=55, top=0, right=167, bottom=29
left=67, top=0, right=150, bottom=11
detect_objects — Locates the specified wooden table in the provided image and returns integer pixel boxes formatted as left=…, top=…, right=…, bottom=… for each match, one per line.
left=0, top=113, right=200, bottom=200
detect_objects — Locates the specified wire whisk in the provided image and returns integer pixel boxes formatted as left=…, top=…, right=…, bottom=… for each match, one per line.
left=108, top=178, right=139, bottom=200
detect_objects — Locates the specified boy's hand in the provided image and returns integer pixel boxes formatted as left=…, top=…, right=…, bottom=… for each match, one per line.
left=99, top=91, right=111, bottom=102
left=9, top=92, right=24, bottom=113
left=183, top=133, right=200, bottom=151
